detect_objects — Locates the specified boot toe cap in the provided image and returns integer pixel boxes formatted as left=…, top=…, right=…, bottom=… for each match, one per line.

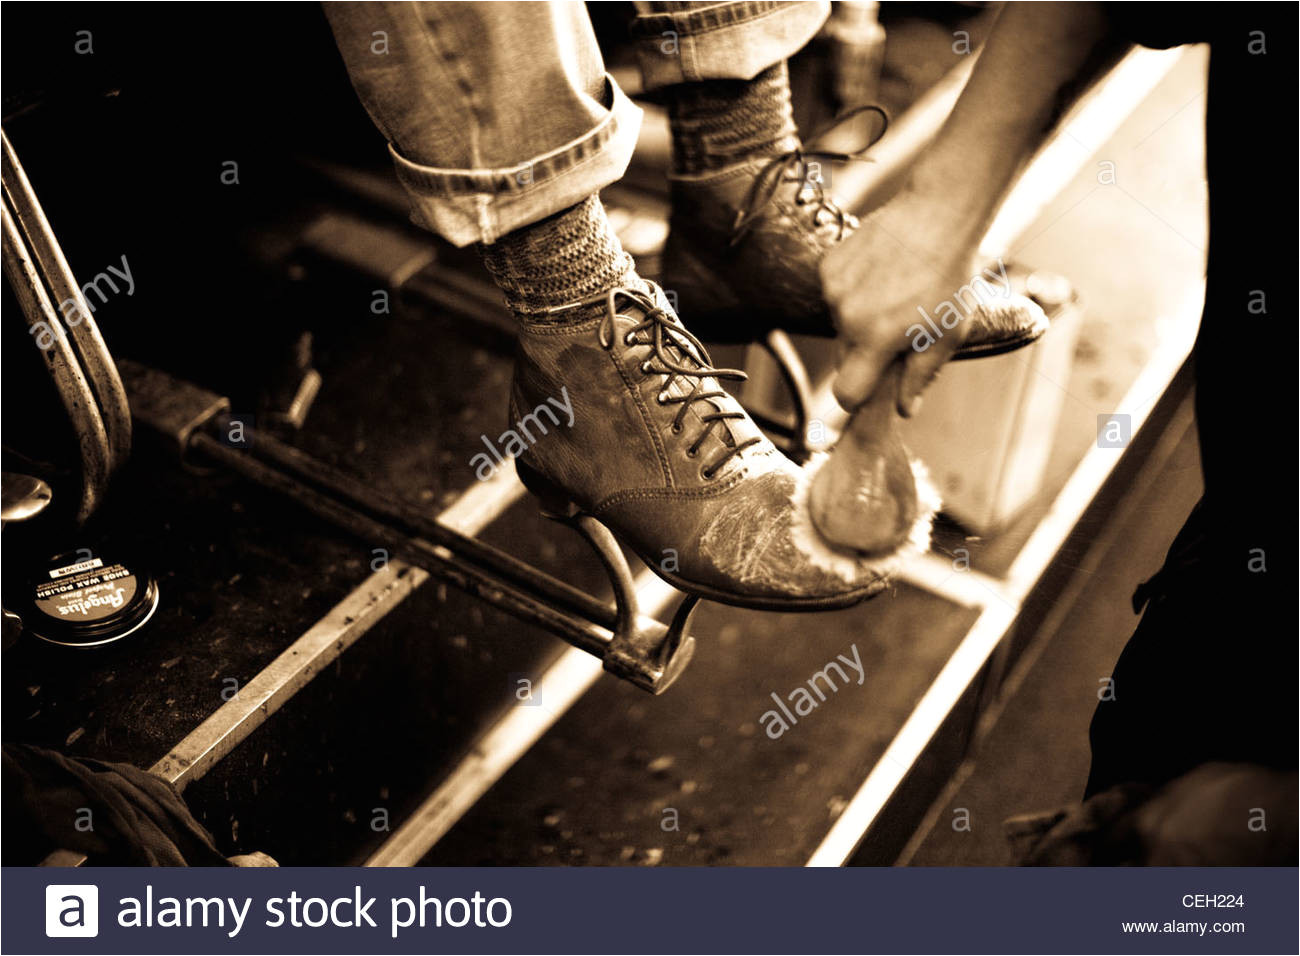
left=598, top=464, right=917, bottom=610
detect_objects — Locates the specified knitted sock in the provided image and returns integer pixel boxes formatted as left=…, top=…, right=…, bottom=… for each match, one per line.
left=667, top=62, right=800, bottom=176
left=479, top=195, right=648, bottom=326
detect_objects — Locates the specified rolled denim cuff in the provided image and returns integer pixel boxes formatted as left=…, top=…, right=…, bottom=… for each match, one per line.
left=388, top=75, right=644, bottom=247
left=632, top=0, right=830, bottom=90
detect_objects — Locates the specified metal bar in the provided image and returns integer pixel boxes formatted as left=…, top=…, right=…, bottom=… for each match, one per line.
left=199, top=426, right=696, bottom=693
left=1, top=195, right=110, bottom=523
left=39, top=569, right=431, bottom=869
left=151, top=463, right=533, bottom=790
left=116, top=357, right=230, bottom=458
left=192, top=432, right=616, bottom=660
left=235, top=425, right=623, bottom=634
left=38, top=850, right=89, bottom=868
left=151, top=562, right=429, bottom=788
left=1, top=129, right=132, bottom=472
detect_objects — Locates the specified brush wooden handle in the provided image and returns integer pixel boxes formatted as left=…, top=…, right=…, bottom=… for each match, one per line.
left=809, top=361, right=918, bottom=555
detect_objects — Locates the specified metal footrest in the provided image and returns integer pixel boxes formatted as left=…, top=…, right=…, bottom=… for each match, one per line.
left=119, top=360, right=701, bottom=694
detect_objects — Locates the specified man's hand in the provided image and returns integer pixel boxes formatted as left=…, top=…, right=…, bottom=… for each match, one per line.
left=822, top=187, right=979, bottom=417
left=822, top=2, right=1124, bottom=417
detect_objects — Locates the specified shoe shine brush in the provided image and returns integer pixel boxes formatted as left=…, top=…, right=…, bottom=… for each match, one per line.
left=809, top=360, right=926, bottom=555
left=797, top=295, right=1050, bottom=568
left=790, top=360, right=940, bottom=582
left=788, top=290, right=1055, bottom=582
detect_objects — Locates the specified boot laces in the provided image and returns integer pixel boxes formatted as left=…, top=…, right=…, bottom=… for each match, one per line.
left=731, top=104, right=889, bottom=246
left=558, top=283, right=762, bottom=478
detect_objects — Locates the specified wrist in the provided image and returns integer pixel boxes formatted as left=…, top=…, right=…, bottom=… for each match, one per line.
left=886, top=174, right=987, bottom=275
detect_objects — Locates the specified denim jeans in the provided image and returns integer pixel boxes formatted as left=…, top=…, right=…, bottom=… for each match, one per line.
left=324, top=1, right=829, bottom=246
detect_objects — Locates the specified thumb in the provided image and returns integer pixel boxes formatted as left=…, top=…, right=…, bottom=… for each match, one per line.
left=833, top=344, right=893, bottom=411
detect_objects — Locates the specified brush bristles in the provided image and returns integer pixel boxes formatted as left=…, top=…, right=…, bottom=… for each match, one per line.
left=789, top=453, right=941, bottom=584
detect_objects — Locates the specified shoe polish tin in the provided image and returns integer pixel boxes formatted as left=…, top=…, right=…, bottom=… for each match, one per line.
left=24, top=551, right=159, bottom=648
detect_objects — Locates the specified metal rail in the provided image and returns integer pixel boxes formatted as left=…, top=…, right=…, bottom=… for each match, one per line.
left=2, top=129, right=132, bottom=473
left=116, top=356, right=696, bottom=694
left=1, top=196, right=110, bottom=523
left=241, top=426, right=638, bottom=634
left=191, top=430, right=696, bottom=694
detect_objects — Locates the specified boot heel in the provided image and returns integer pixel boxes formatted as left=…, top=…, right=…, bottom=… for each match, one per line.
left=519, top=459, right=699, bottom=695
left=515, top=459, right=579, bottom=520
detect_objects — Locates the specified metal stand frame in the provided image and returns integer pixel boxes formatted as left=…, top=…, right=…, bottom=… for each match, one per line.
left=120, top=360, right=701, bottom=695
left=2, top=128, right=131, bottom=523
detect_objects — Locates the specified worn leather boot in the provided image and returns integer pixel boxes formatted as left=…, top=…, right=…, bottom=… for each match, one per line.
left=511, top=283, right=891, bottom=610
left=662, top=153, right=847, bottom=343
left=662, top=147, right=1048, bottom=355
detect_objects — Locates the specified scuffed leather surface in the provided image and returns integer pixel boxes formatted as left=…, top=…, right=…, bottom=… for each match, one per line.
left=597, top=467, right=888, bottom=601
left=663, top=159, right=841, bottom=339
left=511, top=294, right=887, bottom=604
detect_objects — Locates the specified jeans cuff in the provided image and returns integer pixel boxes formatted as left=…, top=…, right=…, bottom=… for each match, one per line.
left=632, top=0, right=830, bottom=89
left=388, top=75, right=645, bottom=247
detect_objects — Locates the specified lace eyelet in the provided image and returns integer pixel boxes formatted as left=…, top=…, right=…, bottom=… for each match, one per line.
left=656, top=392, right=669, bottom=405
left=623, top=331, right=636, bottom=346
left=640, top=360, right=652, bottom=373
left=685, top=448, right=698, bottom=459
left=670, top=422, right=682, bottom=435
left=700, top=467, right=714, bottom=480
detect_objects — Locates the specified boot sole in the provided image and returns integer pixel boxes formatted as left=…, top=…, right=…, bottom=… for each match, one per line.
left=951, top=323, right=1050, bottom=361
left=516, top=460, right=884, bottom=612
